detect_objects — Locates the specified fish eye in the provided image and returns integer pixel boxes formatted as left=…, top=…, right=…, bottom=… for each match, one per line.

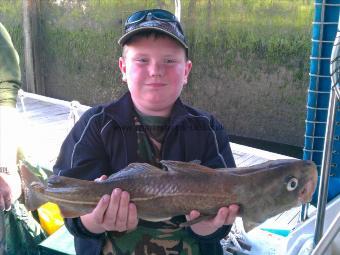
left=286, top=176, right=298, bottom=191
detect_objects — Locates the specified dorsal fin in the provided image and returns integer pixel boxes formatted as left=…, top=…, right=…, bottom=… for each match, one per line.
left=58, top=205, right=84, bottom=218
left=105, top=163, right=166, bottom=181
left=160, top=160, right=216, bottom=175
left=189, top=159, right=201, bottom=165
left=47, top=175, right=91, bottom=188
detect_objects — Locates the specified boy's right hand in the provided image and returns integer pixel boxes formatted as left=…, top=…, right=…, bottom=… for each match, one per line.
left=80, top=175, right=138, bottom=234
left=0, top=174, right=12, bottom=211
left=0, top=172, right=22, bottom=211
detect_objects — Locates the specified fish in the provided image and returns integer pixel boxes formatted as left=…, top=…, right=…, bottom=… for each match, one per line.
left=20, top=159, right=317, bottom=231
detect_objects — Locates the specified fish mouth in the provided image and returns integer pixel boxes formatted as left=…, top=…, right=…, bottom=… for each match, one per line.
left=298, top=167, right=318, bottom=203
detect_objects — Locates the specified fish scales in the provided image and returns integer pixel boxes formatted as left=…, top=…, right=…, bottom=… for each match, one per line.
left=20, top=159, right=317, bottom=231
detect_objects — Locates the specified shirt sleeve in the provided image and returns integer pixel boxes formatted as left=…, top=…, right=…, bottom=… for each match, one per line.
left=53, top=106, right=110, bottom=238
left=188, top=224, right=231, bottom=253
left=53, top=106, right=110, bottom=179
left=64, top=217, right=106, bottom=240
left=0, top=23, right=21, bottom=173
left=0, top=22, right=21, bottom=108
left=204, top=115, right=236, bottom=169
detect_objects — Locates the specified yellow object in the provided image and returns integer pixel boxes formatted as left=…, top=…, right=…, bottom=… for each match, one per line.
left=37, top=202, right=64, bottom=235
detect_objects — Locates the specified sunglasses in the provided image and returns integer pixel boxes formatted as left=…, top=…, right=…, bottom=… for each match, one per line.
left=121, top=8, right=188, bottom=53
left=125, top=9, right=179, bottom=26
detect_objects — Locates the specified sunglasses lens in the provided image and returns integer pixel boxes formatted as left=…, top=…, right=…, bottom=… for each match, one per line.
left=126, top=9, right=177, bottom=25
left=126, top=11, right=147, bottom=24
left=152, top=10, right=175, bottom=21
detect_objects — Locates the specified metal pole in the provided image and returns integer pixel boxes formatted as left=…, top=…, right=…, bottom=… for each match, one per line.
left=300, top=203, right=309, bottom=222
left=313, top=13, right=340, bottom=247
left=313, top=88, right=336, bottom=246
left=22, top=0, right=36, bottom=93
left=311, top=212, right=340, bottom=255
left=174, top=0, right=181, bottom=22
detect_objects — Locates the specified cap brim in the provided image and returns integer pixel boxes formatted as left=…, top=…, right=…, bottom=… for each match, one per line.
left=118, top=26, right=188, bottom=49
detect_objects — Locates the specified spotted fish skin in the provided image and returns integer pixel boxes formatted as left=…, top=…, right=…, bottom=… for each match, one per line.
left=20, top=159, right=317, bottom=231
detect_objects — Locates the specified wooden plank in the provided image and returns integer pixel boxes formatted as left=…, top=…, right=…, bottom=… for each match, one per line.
left=230, top=143, right=294, bottom=161
left=241, top=155, right=267, bottom=167
left=235, top=154, right=253, bottom=167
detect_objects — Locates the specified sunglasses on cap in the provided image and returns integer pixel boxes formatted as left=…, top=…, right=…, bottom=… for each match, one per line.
left=126, top=9, right=177, bottom=24
left=119, top=9, right=188, bottom=52
left=125, top=9, right=183, bottom=31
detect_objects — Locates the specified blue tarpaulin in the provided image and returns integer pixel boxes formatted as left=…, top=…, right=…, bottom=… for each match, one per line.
left=303, top=0, right=340, bottom=204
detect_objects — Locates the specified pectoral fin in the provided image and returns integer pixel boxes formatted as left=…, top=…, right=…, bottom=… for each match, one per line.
left=179, top=215, right=215, bottom=228
left=140, top=216, right=172, bottom=222
left=58, top=205, right=85, bottom=218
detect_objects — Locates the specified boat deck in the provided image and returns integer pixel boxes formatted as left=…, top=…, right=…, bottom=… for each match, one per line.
left=16, top=91, right=306, bottom=255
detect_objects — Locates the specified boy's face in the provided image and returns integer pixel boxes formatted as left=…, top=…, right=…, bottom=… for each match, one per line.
left=119, top=35, right=192, bottom=116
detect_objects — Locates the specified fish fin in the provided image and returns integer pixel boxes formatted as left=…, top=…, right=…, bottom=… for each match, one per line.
left=19, top=163, right=47, bottom=211
left=58, top=205, right=83, bottom=218
left=140, top=216, right=172, bottom=222
left=160, top=160, right=216, bottom=175
left=47, top=175, right=95, bottom=188
left=106, top=163, right=165, bottom=181
left=47, top=175, right=63, bottom=185
left=189, top=159, right=201, bottom=165
left=242, top=218, right=258, bottom=232
left=179, top=215, right=215, bottom=228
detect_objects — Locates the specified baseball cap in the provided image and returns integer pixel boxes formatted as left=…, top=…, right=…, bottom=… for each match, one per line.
left=118, top=9, right=188, bottom=49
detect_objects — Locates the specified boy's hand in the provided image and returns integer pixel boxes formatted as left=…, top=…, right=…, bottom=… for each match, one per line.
left=0, top=174, right=12, bottom=211
left=186, top=204, right=239, bottom=236
left=80, top=175, right=138, bottom=234
left=0, top=172, right=22, bottom=211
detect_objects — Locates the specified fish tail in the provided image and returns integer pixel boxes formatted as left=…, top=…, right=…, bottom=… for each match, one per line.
left=20, top=163, right=47, bottom=211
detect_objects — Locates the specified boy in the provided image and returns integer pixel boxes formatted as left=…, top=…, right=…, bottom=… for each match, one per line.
left=54, top=9, right=239, bottom=255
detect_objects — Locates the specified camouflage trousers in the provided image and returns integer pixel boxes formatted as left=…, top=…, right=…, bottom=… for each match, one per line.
left=102, top=224, right=200, bottom=255
left=0, top=201, right=46, bottom=255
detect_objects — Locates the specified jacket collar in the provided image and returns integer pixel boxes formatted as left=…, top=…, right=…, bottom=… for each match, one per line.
left=168, top=96, right=191, bottom=126
left=104, top=92, right=136, bottom=127
left=104, top=92, right=190, bottom=127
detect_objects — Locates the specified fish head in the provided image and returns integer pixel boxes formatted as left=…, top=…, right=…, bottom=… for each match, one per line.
left=241, top=159, right=317, bottom=231
left=277, top=159, right=317, bottom=204
left=263, top=159, right=318, bottom=207
left=294, top=160, right=318, bottom=204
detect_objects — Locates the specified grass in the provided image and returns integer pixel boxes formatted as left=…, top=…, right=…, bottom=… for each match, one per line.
left=0, top=0, right=315, bottom=146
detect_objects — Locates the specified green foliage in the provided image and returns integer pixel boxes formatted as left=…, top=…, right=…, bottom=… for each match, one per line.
left=182, top=0, right=312, bottom=75
left=0, top=0, right=313, bottom=84
left=0, top=0, right=315, bottom=145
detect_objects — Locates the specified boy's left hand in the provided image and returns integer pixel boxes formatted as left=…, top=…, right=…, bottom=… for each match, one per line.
left=186, top=204, right=239, bottom=236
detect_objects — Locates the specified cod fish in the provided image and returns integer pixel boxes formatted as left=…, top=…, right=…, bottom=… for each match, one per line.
left=20, top=159, right=317, bottom=231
